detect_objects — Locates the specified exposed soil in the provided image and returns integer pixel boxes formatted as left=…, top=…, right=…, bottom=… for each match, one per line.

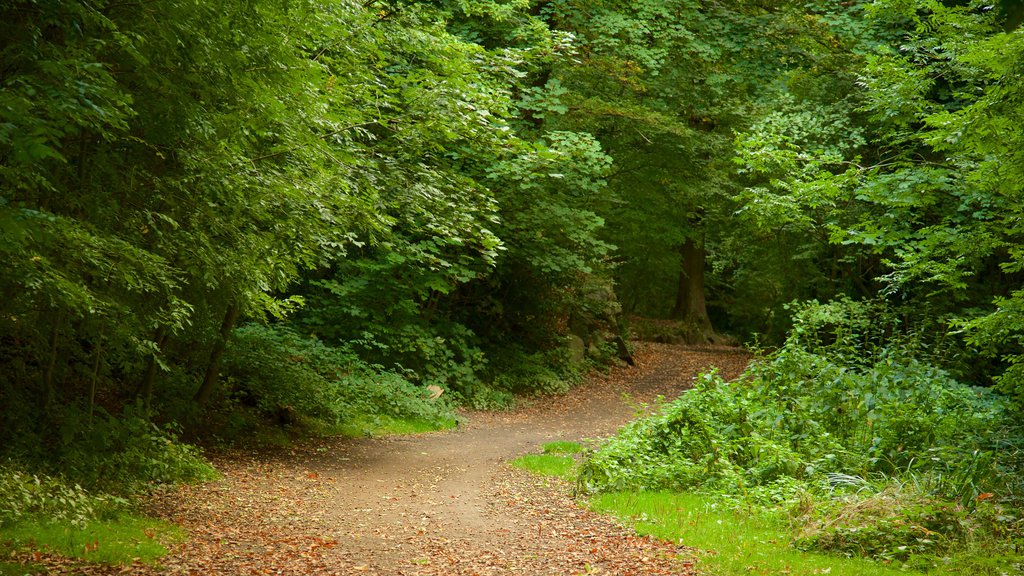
left=42, top=343, right=751, bottom=575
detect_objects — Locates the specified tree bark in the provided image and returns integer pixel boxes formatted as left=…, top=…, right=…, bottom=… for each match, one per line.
left=193, top=302, right=239, bottom=407
left=670, top=237, right=715, bottom=343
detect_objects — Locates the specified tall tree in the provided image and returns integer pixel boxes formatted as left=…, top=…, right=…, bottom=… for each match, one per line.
left=535, top=0, right=824, bottom=341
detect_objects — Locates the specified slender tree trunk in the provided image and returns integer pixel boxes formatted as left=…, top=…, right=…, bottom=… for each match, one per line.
left=670, top=237, right=715, bottom=343
left=136, top=325, right=168, bottom=411
left=193, top=302, right=239, bottom=407
left=89, top=339, right=102, bottom=426
left=43, top=312, right=62, bottom=409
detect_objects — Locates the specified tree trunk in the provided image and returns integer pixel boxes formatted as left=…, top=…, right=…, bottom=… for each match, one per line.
left=193, top=302, right=239, bottom=407
left=88, top=339, right=103, bottom=427
left=136, top=325, right=168, bottom=411
left=670, top=237, right=715, bottom=343
left=43, top=311, right=63, bottom=409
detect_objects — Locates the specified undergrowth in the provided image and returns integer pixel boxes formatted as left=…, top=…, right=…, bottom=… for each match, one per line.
left=218, top=324, right=458, bottom=439
left=0, top=467, right=183, bottom=570
left=579, top=299, right=1024, bottom=572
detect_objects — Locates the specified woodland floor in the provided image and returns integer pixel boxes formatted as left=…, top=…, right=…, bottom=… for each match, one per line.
left=46, top=343, right=751, bottom=576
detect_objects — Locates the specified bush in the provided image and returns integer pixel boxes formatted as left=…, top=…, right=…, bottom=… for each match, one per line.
left=56, top=405, right=216, bottom=494
left=0, top=401, right=214, bottom=497
left=579, top=298, right=1023, bottom=565
left=582, top=317, right=1013, bottom=500
left=487, top=344, right=581, bottom=396
left=221, top=324, right=456, bottom=434
left=0, top=467, right=125, bottom=528
left=577, top=371, right=825, bottom=499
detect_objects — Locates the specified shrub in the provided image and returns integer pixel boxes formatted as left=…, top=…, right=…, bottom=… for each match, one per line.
left=579, top=298, right=1023, bottom=564
left=55, top=404, right=216, bottom=494
left=487, top=345, right=581, bottom=396
left=0, top=467, right=124, bottom=528
left=222, top=324, right=456, bottom=433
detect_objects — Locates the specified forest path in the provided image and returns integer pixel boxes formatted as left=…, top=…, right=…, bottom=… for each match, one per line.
left=145, top=343, right=750, bottom=576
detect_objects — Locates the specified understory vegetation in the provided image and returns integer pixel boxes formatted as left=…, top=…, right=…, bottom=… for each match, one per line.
left=579, top=301, right=1024, bottom=573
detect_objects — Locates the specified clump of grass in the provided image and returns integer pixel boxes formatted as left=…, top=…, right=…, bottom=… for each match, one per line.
left=591, top=491, right=911, bottom=576
left=335, top=414, right=458, bottom=438
left=542, top=441, right=584, bottom=454
left=0, top=515, right=183, bottom=566
left=510, top=454, right=576, bottom=479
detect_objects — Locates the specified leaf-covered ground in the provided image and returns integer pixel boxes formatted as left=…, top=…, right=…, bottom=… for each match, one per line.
left=16, top=343, right=750, bottom=575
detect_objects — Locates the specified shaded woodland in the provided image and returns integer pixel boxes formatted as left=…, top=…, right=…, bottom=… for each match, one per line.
left=1, top=0, right=1023, bottom=572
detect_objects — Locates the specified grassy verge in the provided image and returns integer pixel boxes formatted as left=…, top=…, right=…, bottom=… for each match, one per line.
left=0, top=515, right=183, bottom=567
left=590, top=491, right=911, bottom=576
left=335, top=414, right=458, bottom=438
left=513, top=441, right=1009, bottom=576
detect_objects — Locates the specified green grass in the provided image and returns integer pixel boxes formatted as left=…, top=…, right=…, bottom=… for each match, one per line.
left=0, top=515, right=183, bottom=566
left=0, top=562, right=43, bottom=576
left=336, top=414, right=457, bottom=438
left=542, top=441, right=584, bottom=454
left=590, top=492, right=917, bottom=576
left=510, top=454, right=576, bottom=479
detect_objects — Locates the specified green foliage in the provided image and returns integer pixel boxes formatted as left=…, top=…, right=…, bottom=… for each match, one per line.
left=297, top=265, right=491, bottom=394
left=542, top=0, right=840, bottom=325
left=582, top=300, right=1015, bottom=501
left=0, top=468, right=124, bottom=529
left=733, top=0, right=1024, bottom=396
left=487, top=345, right=581, bottom=395
left=792, top=482, right=1023, bottom=573
left=0, top=0, right=599, bottom=457
left=0, top=562, right=42, bottom=576
left=59, top=410, right=216, bottom=495
left=336, top=415, right=456, bottom=439
left=0, top=402, right=214, bottom=497
left=221, top=324, right=457, bottom=436
left=581, top=299, right=1022, bottom=565
left=6, top=1, right=1024, bottom=571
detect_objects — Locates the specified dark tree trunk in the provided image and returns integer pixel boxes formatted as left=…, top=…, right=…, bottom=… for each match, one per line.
left=136, top=325, right=168, bottom=411
left=43, top=311, right=63, bottom=409
left=193, top=302, right=239, bottom=407
left=670, top=237, right=715, bottom=343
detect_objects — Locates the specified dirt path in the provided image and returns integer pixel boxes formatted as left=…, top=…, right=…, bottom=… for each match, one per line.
left=138, top=343, right=749, bottom=575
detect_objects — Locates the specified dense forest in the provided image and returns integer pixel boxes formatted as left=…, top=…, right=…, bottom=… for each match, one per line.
left=1, top=0, right=1023, bottom=572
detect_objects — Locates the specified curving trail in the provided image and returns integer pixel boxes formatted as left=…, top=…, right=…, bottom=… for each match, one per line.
left=80, top=343, right=750, bottom=575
